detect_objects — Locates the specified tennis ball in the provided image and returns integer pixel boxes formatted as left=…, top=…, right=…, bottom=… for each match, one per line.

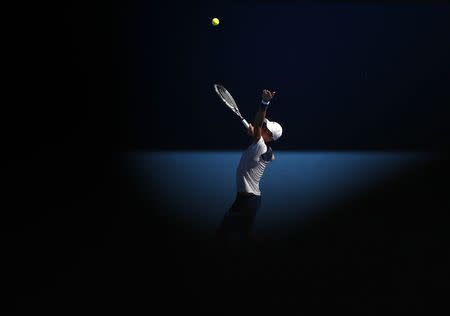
left=212, top=18, right=220, bottom=26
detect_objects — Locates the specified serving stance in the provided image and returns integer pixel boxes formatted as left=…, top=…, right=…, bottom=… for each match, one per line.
left=217, top=89, right=283, bottom=243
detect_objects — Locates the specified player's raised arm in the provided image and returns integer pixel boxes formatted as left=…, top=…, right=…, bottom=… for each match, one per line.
left=247, top=123, right=255, bottom=137
left=252, top=89, right=276, bottom=142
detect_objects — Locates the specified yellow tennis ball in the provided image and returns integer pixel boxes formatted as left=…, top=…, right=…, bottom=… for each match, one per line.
left=212, top=18, right=220, bottom=26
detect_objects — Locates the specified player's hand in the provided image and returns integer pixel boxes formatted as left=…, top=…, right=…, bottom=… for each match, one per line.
left=262, top=89, right=276, bottom=102
left=247, top=123, right=254, bottom=136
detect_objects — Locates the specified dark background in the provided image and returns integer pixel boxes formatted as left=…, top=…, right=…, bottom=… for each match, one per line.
left=3, top=0, right=449, bottom=313
left=126, top=0, right=450, bottom=151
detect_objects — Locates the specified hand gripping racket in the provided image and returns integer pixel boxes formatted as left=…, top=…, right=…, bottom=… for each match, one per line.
left=214, top=84, right=250, bottom=129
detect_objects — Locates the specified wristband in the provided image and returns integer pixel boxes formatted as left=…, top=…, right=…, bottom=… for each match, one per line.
left=261, top=99, right=270, bottom=106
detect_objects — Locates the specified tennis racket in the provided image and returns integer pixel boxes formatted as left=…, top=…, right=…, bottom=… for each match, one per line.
left=214, top=84, right=250, bottom=129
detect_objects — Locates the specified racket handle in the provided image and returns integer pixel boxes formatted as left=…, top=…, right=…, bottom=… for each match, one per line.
left=241, top=119, right=249, bottom=129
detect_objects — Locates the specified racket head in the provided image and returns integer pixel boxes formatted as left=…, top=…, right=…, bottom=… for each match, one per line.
left=214, top=84, right=243, bottom=118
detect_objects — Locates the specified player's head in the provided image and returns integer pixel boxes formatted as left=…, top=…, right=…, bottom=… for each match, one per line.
left=263, top=118, right=282, bottom=143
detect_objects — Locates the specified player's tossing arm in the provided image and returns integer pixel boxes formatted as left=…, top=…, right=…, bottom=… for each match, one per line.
left=248, top=89, right=276, bottom=141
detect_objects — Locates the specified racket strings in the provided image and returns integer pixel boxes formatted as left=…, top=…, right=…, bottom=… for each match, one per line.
left=223, top=93, right=239, bottom=110
left=215, top=84, right=243, bottom=118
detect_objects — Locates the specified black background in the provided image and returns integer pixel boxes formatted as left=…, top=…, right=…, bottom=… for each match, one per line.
left=125, top=0, right=450, bottom=151
left=3, top=0, right=449, bottom=313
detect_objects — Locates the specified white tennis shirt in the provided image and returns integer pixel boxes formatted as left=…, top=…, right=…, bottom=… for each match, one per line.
left=236, top=136, right=275, bottom=196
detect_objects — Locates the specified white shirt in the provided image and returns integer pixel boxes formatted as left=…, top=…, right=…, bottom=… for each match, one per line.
left=236, top=136, right=275, bottom=196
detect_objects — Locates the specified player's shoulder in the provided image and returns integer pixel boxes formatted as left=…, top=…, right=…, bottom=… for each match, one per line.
left=252, top=136, right=267, bottom=150
left=253, top=136, right=266, bottom=146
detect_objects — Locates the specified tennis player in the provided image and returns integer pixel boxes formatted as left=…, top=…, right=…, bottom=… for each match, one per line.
left=217, top=89, right=283, bottom=245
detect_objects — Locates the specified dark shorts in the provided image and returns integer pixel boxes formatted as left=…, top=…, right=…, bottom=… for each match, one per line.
left=217, top=193, right=262, bottom=241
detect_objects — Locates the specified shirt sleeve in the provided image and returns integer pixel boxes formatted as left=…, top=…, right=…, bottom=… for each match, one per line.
left=251, top=136, right=268, bottom=162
